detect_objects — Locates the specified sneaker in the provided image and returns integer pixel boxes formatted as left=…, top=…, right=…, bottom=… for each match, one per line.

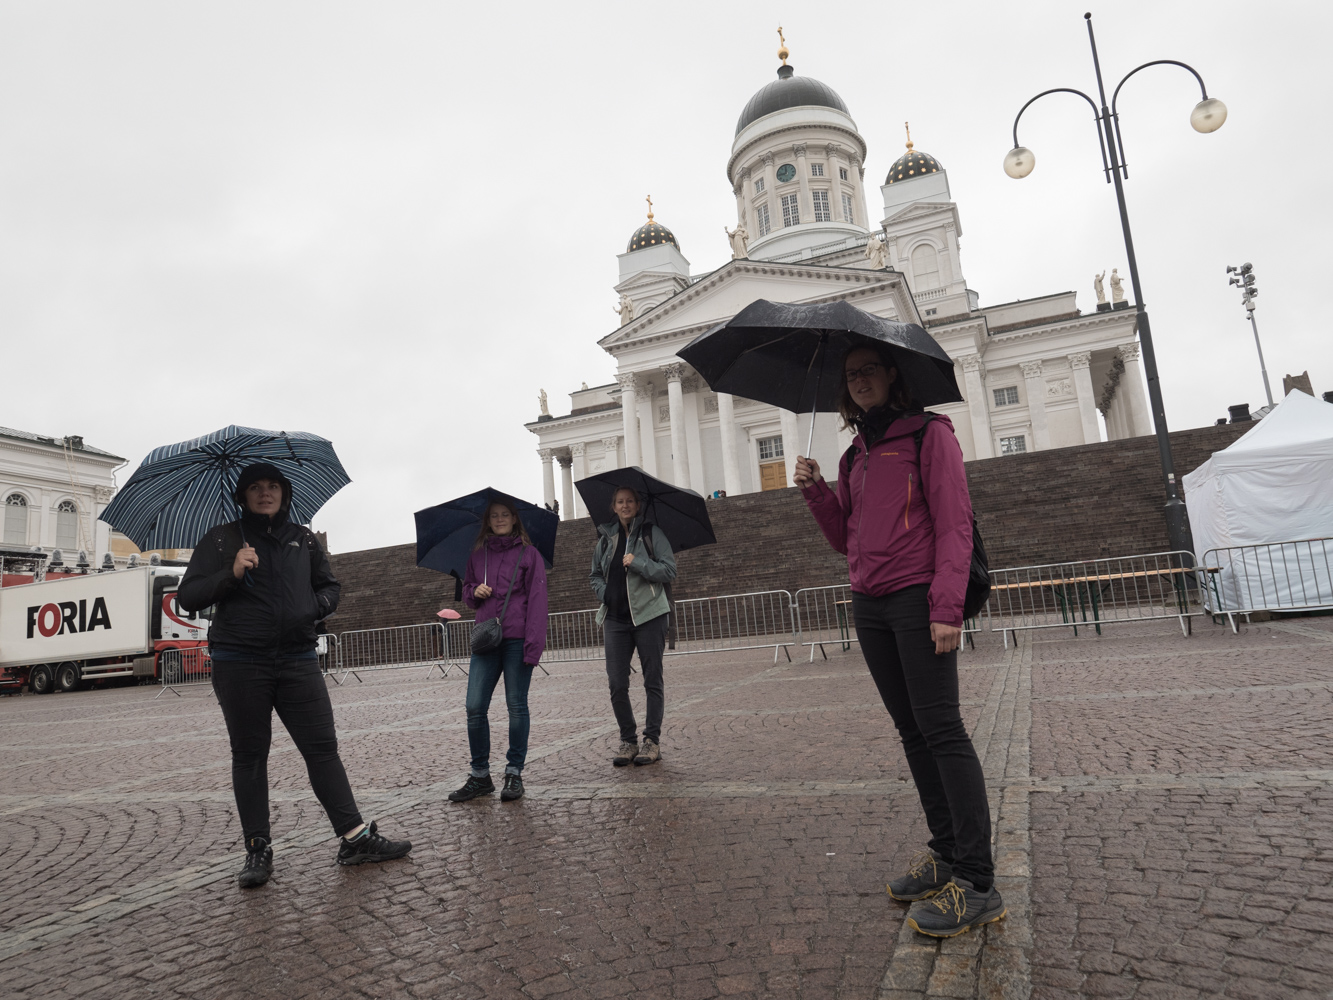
left=336, top=822, right=412, bottom=866
left=613, top=741, right=639, bottom=767
left=500, top=773, right=524, bottom=801
left=633, top=738, right=661, bottom=766
left=238, top=836, right=273, bottom=889
left=906, top=877, right=1006, bottom=938
left=447, top=774, right=495, bottom=802
left=888, top=849, right=953, bottom=901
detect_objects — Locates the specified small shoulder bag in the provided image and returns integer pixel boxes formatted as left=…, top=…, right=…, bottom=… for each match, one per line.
left=470, top=546, right=523, bottom=654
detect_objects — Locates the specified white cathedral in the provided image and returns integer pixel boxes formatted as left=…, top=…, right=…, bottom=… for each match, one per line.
left=528, top=42, right=1150, bottom=519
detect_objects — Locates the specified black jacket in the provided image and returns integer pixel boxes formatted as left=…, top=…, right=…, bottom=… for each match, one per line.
left=177, top=507, right=340, bottom=656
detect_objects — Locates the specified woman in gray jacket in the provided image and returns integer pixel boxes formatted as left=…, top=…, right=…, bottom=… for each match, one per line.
left=589, top=487, right=677, bottom=766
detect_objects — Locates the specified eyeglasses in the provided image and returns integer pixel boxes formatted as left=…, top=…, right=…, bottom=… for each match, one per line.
left=844, top=362, right=884, bottom=383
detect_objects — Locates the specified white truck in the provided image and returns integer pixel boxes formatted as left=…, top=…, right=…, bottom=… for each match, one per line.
left=0, top=566, right=210, bottom=694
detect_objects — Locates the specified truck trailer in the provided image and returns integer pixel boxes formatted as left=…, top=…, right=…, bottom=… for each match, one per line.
left=0, top=566, right=210, bottom=694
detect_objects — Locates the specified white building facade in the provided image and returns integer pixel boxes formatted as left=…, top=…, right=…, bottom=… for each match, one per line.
left=529, top=50, right=1150, bottom=518
left=0, top=427, right=124, bottom=568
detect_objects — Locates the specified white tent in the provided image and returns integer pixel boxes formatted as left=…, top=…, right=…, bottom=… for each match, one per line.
left=1183, top=390, right=1333, bottom=612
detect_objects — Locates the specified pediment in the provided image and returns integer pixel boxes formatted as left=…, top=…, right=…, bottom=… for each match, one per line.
left=598, top=260, right=921, bottom=352
left=883, top=201, right=958, bottom=227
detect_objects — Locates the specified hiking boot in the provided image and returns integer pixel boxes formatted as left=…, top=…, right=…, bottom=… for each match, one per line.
left=633, top=738, right=660, bottom=766
left=238, top=836, right=273, bottom=889
left=613, top=741, right=639, bottom=767
left=336, top=822, right=412, bottom=866
left=447, top=774, right=495, bottom=802
left=906, top=877, right=1006, bottom=938
left=500, top=773, right=525, bottom=801
left=888, top=849, right=953, bottom=901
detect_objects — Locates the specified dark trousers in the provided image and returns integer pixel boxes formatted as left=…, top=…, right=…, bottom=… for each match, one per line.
left=211, top=656, right=363, bottom=842
left=465, top=638, right=533, bottom=776
left=852, top=585, right=994, bottom=889
left=603, top=613, right=668, bottom=744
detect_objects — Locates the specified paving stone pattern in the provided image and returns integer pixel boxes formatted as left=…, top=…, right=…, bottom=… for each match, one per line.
left=1, top=614, right=1330, bottom=998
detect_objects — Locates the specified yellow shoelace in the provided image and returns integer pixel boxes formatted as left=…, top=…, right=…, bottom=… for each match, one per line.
left=905, top=849, right=938, bottom=881
left=928, top=881, right=967, bottom=918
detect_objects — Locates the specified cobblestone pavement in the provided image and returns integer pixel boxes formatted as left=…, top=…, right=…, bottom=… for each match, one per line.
left=2, top=616, right=1331, bottom=999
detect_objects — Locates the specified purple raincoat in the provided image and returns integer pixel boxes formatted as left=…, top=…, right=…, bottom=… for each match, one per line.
left=461, top=534, right=549, bottom=665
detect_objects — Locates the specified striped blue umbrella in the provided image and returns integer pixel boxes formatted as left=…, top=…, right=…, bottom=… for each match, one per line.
left=99, top=425, right=351, bottom=550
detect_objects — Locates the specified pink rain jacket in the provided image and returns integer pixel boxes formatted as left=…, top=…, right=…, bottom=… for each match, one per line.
left=801, top=412, right=973, bottom=627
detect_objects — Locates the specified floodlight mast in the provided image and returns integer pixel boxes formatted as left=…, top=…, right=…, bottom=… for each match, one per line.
left=1227, top=263, right=1273, bottom=407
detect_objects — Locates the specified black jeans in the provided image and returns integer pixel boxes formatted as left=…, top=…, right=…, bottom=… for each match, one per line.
left=211, top=656, right=363, bottom=842
left=852, top=585, right=994, bottom=889
left=603, top=612, right=669, bottom=744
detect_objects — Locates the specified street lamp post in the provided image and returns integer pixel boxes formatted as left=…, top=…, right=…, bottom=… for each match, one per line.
left=1003, top=12, right=1227, bottom=557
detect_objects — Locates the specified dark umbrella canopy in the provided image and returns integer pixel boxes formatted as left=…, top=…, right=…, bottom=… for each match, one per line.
left=677, top=298, right=962, bottom=411
left=575, top=467, right=716, bottom=552
left=414, top=488, right=558, bottom=589
left=98, top=425, right=350, bottom=551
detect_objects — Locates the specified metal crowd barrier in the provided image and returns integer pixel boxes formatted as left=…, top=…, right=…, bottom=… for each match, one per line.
left=336, top=622, right=455, bottom=682
left=317, top=633, right=341, bottom=681
left=540, top=609, right=602, bottom=668
left=669, top=589, right=795, bottom=662
left=1201, top=538, right=1333, bottom=632
left=986, top=550, right=1201, bottom=645
left=793, top=584, right=986, bottom=661
left=156, top=646, right=212, bottom=699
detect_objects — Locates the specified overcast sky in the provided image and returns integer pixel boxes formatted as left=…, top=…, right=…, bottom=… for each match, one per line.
left=2, top=1, right=1327, bottom=553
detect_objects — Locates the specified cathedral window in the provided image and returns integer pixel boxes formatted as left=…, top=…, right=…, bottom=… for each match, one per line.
left=810, top=162, right=824, bottom=177
left=911, top=243, right=941, bottom=290
left=757, top=435, right=784, bottom=461
left=993, top=386, right=1020, bottom=408
left=755, top=203, right=771, bottom=236
left=754, top=178, right=765, bottom=194
left=780, top=194, right=800, bottom=228
left=999, top=435, right=1028, bottom=455
left=56, top=499, right=79, bottom=551
left=841, top=193, right=855, bottom=225
left=811, top=190, right=831, bottom=222
left=839, top=167, right=849, bottom=180
left=4, top=494, right=28, bottom=545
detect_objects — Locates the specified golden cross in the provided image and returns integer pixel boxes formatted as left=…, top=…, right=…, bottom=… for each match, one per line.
left=646, top=194, right=654, bottom=222
left=777, top=26, right=785, bottom=46
left=904, top=121, right=914, bottom=151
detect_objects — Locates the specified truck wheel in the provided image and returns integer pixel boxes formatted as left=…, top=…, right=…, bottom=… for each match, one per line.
left=55, top=662, right=82, bottom=693
left=29, top=664, right=55, bottom=695
left=162, top=660, right=183, bottom=685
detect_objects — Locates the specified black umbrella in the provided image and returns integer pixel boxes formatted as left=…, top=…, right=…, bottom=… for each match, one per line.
left=677, top=298, right=962, bottom=455
left=574, top=467, right=716, bottom=552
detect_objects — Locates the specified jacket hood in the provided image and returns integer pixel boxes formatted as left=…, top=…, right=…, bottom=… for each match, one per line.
left=597, top=515, right=648, bottom=540
left=856, top=410, right=956, bottom=448
left=483, top=532, right=524, bottom=550
left=233, top=461, right=293, bottom=524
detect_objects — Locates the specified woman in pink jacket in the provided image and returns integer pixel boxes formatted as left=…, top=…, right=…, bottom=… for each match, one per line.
left=794, top=343, right=1005, bottom=939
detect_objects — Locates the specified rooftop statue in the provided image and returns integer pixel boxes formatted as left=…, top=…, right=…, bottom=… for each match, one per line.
left=724, top=224, right=749, bottom=259
left=864, top=235, right=889, bottom=270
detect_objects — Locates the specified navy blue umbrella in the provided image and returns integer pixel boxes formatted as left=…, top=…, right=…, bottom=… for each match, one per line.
left=414, top=488, right=558, bottom=597
left=99, top=425, right=350, bottom=550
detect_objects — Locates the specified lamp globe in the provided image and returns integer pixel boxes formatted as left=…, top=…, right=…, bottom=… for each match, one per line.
left=1190, top=98, right=1227, bottom=133
left=1003, top=146, right=1035, bottom=179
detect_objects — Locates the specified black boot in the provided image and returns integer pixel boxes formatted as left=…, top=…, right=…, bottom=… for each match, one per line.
left=447, top=774, right=496, bottom=802
left=238, top=836, right=273, bottom=889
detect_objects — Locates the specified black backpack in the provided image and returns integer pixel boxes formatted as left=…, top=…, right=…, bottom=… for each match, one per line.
left=843, top=413, right=992, bottom=621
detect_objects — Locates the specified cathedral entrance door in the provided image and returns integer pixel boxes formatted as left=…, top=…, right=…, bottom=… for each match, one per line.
left=759, top=461, right=788, bottom=491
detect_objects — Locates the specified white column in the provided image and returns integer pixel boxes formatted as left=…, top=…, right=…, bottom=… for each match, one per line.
left=601, top=435, right=621, bottom=472
left=570, top=443, right=588, bottom=518
left=538, top=448, right=556, bottom=510
left=638, top=383, right=659, bottom=477
left=681, top=377, right=706, bottom=494
left=663, top=364, right=690, bottom=487
left=794, top=143, right=813, bottom=224
left=1118, top=343, right=1152, bottom=438
left=1068, top=352, right=1101, bottom=445
left=826, top=144, right=846, bottom=222
left=960, top=354, right=994, bottom=460
left=615, top=372, right=641, bottom=467
left=780, top=408, right=800, bottom=486
left=761, top=153, right=778, bottom=217
left=1021, top=360, right=1051, bottom=451
left=558, top=456, right=574, bottom=521
left=717, top=393, right=742, bottom=496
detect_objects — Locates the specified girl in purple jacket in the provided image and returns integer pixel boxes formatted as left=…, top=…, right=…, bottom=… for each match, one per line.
left=794, top=344, right=1005, bottom=939
left=447, top=500, right=548, bottom=804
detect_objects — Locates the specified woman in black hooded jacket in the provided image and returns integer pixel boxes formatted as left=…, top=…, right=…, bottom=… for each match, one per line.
left=178, top=462, right=411, bottom=888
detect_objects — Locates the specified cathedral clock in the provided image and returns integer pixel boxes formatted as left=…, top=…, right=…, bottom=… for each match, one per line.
left=776, top=163, right=796, bottom=183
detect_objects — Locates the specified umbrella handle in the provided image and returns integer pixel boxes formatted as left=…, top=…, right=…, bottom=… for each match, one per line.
left=804, top=333, right=827, bottom=459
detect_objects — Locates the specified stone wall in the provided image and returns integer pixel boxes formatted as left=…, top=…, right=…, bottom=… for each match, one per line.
left=324, top=422, right=1249, bottom=634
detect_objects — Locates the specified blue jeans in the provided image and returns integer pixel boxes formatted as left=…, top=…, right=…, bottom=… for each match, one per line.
left=465, top=638, right=533, bottom=777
